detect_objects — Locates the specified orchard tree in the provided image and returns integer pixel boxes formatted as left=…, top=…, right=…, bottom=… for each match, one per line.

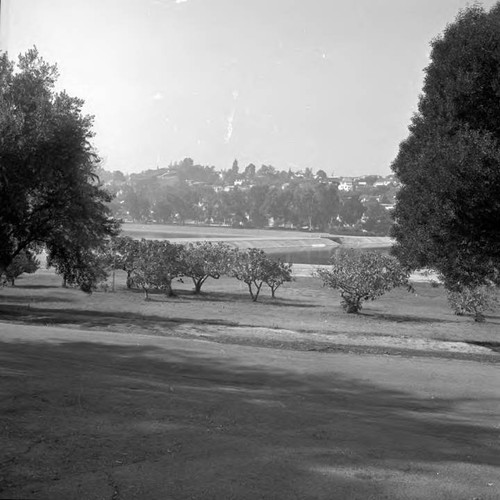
left=263, top=259, right=293, bottom=298
left=316, top=249, right=411, bottom=313
left=132, top=240, right=184, bottom=299
left=47, top=244, right=109, bottom=293
left=230, top=248, right=270, bottom=302
left=108, top=236, right=142, bottom=288
left=391, top=4, right=500, bottom=289
left=447, top=285, right=498, bottom=323
left=0, top=48, right=118, bottom=283
left=180, top=241, right=233, bottom=294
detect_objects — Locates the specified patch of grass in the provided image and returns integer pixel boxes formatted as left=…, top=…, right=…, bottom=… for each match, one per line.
left=1, top=269, right=499, bottom=347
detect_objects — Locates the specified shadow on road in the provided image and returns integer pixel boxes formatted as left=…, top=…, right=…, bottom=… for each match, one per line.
left=0, top=337, right=498, bottom=499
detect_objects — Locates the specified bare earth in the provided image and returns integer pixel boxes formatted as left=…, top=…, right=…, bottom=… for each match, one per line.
left=0, top=268, right=499, bottom=499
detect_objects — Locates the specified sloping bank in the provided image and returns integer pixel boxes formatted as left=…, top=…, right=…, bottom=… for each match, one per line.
left=121, top=223, right=392, bottom=265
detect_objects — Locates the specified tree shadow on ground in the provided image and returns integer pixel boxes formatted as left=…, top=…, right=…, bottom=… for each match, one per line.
left=0, top=337, right=498, bottom=499
left=0, top=295, right=76, bottom=304
left=0, top=304, right=241, bottom=330
left=361, top=311, right=450, bottom=324
left=8, top=284, right=60, bottom=290
left=174, top=290, right=320, bottom=308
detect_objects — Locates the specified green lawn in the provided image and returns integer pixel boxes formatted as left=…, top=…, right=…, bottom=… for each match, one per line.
left=1, top=268, right=499, bottom=350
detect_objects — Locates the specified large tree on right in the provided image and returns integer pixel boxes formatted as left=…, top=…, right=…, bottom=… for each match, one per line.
left=391, top=3, right=500, bottom=289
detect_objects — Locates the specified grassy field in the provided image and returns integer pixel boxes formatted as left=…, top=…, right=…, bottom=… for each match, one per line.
left=1, top=268, right=499, bottom=353
left=1, top=269, right=499, bottom=499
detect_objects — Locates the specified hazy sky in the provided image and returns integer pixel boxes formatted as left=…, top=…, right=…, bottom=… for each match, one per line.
left=1, top=0, right=497, bottom=176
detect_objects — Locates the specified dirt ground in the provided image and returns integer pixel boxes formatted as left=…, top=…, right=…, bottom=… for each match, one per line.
left=0, top=270, right=499, bottom=499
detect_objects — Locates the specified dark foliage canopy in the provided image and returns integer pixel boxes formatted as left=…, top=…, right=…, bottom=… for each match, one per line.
left=391, top=3, right=500, bottom=288
left=0, top=49, right=118, bottom=281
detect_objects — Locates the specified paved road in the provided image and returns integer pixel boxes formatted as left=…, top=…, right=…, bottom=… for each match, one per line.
left=0, top=323, right=499, bottom=499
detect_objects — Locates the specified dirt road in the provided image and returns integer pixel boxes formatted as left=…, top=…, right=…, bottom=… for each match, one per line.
left=0, top=323, right=499, bottom=499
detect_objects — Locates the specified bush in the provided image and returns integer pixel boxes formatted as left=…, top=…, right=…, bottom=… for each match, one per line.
left=1, top=250, right=39, bottom=286
left=316, top=249, right=411, bottom=313
left=447, top=285, right=498, bottom=322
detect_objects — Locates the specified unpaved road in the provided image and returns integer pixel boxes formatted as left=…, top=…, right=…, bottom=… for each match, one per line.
left=0, top=323, right=499, bottom=499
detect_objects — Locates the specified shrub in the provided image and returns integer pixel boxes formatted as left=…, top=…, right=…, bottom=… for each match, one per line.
left=316, top=249, right=411, bottom=313
left=1, top=250, right=39, bottom=286
left=447, top=285, right=498, bottom=322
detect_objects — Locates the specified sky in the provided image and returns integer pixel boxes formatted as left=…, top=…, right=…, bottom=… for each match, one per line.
left=1, top=0, right=498, bottom=176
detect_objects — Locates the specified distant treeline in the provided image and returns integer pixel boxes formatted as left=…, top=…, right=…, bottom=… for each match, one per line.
left=99, top=158, right=397, bottom=235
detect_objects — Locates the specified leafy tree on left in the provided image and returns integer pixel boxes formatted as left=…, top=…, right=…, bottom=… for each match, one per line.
left=0, top=49, right=119, bottom=289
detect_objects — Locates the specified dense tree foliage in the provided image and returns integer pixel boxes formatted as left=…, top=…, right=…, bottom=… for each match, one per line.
left=102, top=237, right=293, bottom=302
left=391, top=4, right=500, bottom=288
left=262, top=259, right=293, bottom=298
left=447, top=285, right=498, bottom=322
left=363, top=201, right=393, bottom=235
left=0, top=49, right=118, bottom=284
left=1, top=250, right=39, bottom=286
left=108, top=236, right=142, bottom=288
left=180, top=241, right=233, bottom=293
left=47, top=245, right=109, bottom=293
left=229, top=248, right=293, bottom=301
left=131, top=239, right=184, bottom=298
left=115, top=172, right=342, bottom=231
left=100, top=156, right=397, bottom=235
left=229, top=248, right=271, bottom=302
left=339, top=195, right=365, bottom=226
left=316, top=249, right=411, bottom=313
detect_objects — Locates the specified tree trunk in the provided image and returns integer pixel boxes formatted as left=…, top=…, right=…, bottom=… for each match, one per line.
left=165, top=281, right=176, bottom=297
left=474, top=311, right=485, bottom=322
left=247, top=282, right=255, bottom=301
left=252, top=282, right=263, bottom=302
left=193, top=277, right=205, bottom=294
left=126, top=271, right=133, bottom=289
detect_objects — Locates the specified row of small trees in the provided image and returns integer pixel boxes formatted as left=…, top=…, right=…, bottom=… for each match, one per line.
left=2, top=239, right=496, bottom=321
left=102, top=237, right=292, bottom=302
